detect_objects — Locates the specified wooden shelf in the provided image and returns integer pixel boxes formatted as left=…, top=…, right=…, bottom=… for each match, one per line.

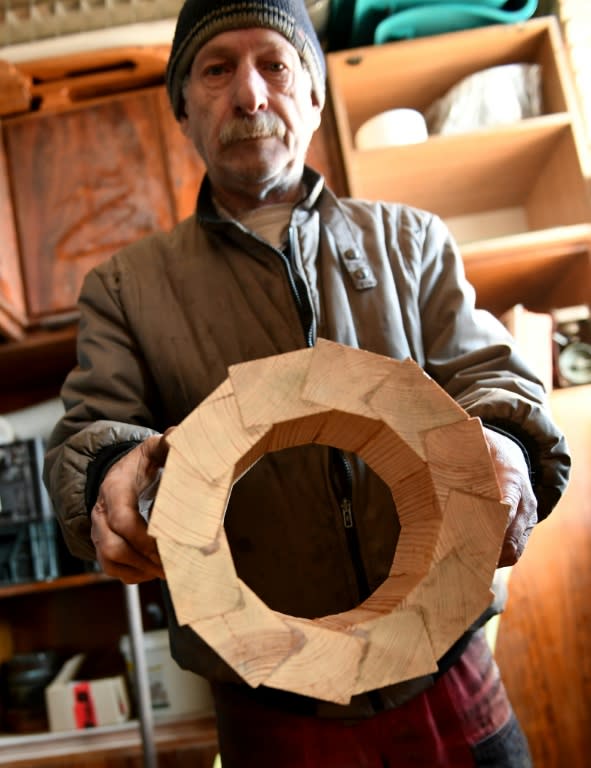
left=0, top=571, right=113, bottom=600
left=328, top=17, right=573, bottom=131
left=0, top=324, right=77, bottom=411
left=0, top=713, right=218, bottom=767
left=339, top=116, right=589, bottom=229
left=461, top=224, right=591, bottom=315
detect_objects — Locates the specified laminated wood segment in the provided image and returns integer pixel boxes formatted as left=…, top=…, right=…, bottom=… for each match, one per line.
left=149, top=339, right=508, bottom=704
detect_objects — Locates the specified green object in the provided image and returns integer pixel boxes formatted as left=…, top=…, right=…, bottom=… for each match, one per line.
left=326, top=0, right=358, bottom=50
left=349, top=0, right=538, bottom=47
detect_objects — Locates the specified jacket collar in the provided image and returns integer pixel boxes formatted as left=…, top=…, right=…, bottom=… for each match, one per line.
left=194, top=167, right=377, bottom=291
left=195, top=166, right=325, bottom=226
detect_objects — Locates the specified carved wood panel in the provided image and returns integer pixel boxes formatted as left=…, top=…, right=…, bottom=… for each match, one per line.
left=4, top=88, right=175, bottom=321
left=0, top=127, right=27, bottom=337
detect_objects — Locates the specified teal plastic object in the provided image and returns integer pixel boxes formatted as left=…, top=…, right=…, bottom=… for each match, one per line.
left=352, top=0, right=509, bottom=46
left=350, top=0, right=539, bottom=47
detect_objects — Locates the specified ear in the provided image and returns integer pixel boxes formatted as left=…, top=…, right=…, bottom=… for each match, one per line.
left=310, top=96, right=322, bottom=132
left=178, top=112, right=191, bottom=137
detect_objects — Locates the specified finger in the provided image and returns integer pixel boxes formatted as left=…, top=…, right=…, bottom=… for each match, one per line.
left=97, top=494, right=162, bottom=567
left=93, top=528, right=165, bottom=581
left=498, top=509, right=536, bottom=567
left=92, top=504, right=164, bottom=577
left=142, top=433, right=173, bottom=468
left=98, top=557, right=164, bottom=585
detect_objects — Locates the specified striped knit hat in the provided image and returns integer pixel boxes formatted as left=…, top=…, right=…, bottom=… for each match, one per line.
left=166, top=0, right=326, bottom=120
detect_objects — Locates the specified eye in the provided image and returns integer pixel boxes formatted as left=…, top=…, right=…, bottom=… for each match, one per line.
left=203, top=62, right=230, bottom=77
left=267, top=62, right=287, bottom=73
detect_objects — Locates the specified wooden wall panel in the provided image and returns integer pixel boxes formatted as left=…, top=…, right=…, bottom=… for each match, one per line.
left=495, top=384, right=591, bottom=768
left=307, top=93, right=348, bottom=197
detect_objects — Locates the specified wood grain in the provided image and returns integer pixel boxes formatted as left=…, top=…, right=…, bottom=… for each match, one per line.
left=150, top=339, right=507, bottom=704
left=16, top=47, right=169, bottom=112
left=495, top=384, right=591, bottom=768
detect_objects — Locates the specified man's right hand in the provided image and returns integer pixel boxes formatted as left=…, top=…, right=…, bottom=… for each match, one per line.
left=90, top=433, right=171, bottom=583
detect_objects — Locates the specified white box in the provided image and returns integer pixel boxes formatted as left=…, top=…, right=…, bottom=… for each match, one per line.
left=119, top=629, right=214, bottom=719
left=45, top=653, right=131, bottom=732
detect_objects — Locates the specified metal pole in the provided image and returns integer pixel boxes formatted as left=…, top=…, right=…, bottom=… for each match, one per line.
left=124, top=583, right=158, bottom=768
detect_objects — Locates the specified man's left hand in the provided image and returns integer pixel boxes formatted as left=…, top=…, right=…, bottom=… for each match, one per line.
left=483, top=427, right=538, bottom=568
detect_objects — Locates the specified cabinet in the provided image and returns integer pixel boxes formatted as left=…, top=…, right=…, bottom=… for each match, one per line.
left=495, top=383, right=591, bottom=768
left=0, top=16, right=590, bottom=767
left=326, top=16, right=591, bottom=315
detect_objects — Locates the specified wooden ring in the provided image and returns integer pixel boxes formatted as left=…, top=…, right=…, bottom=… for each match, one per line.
left=150, top=339, right=508, bottom=704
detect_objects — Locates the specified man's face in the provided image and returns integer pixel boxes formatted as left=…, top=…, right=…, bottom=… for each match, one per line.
left=179, top=27, right=322, bottom=206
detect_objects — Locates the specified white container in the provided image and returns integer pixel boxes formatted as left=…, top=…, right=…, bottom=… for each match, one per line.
left=355, top=108, right=428, bottom=150
left=119, top=629, right=214, bottom=719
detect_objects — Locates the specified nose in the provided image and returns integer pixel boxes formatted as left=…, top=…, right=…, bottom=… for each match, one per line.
left=232, top=63, right=268, bottom=114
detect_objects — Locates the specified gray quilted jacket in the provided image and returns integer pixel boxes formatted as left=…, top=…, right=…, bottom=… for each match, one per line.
left=44, top=169, right=570, bottom=711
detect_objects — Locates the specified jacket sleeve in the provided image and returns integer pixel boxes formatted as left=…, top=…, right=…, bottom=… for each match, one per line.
left=415, top=213, right=570, bottom=521
left=43, top=262, right=160, bottom=560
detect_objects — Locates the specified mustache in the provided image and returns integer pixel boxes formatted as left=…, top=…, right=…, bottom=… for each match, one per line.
left=219, top=113, right=287, bottom=145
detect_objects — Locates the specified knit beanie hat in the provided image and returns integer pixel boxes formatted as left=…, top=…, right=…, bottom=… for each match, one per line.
left=166, top=0, right=326, bottom=120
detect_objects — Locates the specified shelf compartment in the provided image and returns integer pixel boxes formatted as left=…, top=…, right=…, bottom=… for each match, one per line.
left=462, top=224, right=591, bottom=316
left=326, top=17, right=591, bottom=244
left=327, top=16, right=577, bottom=147
left=337, top=117, right=590, bottom=236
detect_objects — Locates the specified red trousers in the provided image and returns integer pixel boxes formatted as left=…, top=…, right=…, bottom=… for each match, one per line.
left=211, top=632, right=532, bottom=767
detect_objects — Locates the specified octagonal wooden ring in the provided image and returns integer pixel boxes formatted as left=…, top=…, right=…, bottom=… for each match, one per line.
left=149, top=339, right=509, bottom=704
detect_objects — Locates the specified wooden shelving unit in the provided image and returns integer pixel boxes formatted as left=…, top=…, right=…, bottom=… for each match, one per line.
left=326, top=17, right=591, bottom=250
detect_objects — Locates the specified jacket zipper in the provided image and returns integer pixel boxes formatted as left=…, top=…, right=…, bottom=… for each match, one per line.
left=331, top=448, right=371, bottom=603
left=262, top=217, right=383, bottom=709
left=278, top=229, right=371, bottom=602
left=277, top=227, right=315, bottom=348
left=334, top=450, right=384, bottom=711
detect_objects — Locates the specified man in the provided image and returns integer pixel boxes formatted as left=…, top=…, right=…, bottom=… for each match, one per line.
left=44, top=0, right=570, bottom=765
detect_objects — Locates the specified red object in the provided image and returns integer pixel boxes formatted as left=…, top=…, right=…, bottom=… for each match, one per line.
left=73, top=682, right=97, bottom=729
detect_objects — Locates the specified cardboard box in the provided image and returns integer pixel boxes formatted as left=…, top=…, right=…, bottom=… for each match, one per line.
left=119, top=629, right=213, bottom=719
left=45, top=653, right=130, bottom=732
